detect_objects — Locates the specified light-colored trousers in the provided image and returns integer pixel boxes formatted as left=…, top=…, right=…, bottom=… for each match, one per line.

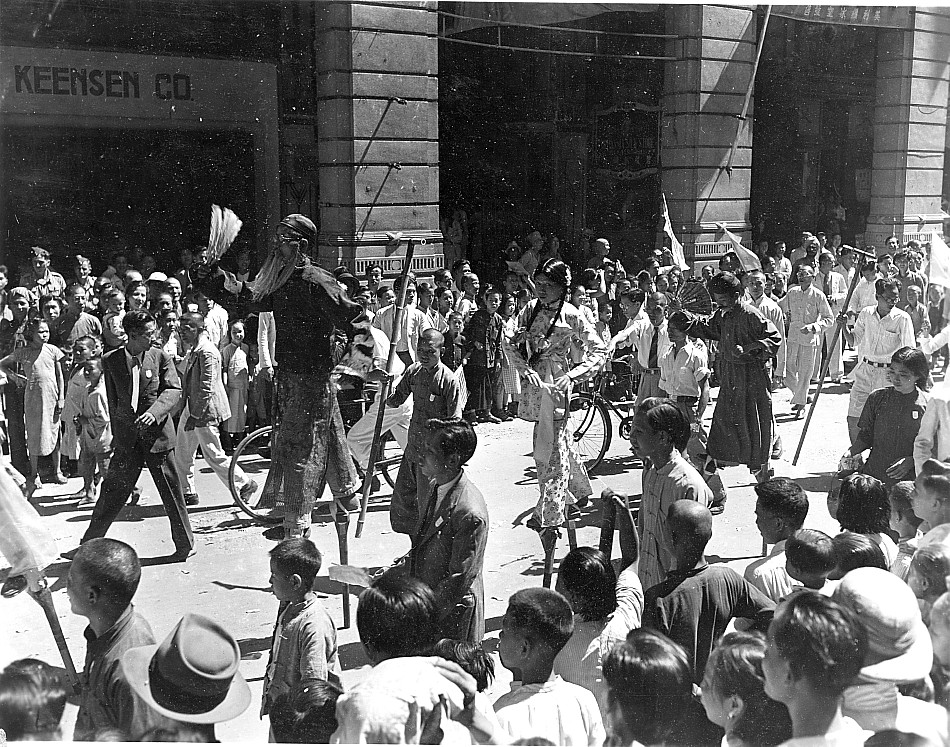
left=346, top=397, right=411, bottom=470
left=176, top=403, right=250, bottom=495
left=785, top=343, right=818, bottom=406
left=813, top=323, right=843, bottom=380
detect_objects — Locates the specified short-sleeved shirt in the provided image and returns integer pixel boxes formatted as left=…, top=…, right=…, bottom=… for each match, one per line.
left=20, top=270, right=67, bottom=299
left=659, top=340, right=709, bottom=397
left=743, top=539, right=795, bottom=603
left=373, top=303, right=433, bottom=361
left=637, top=451, right=712, bottom=591
left=493, top=675, right=605, bottom=747
left=643, top=564, right=776, bottom=683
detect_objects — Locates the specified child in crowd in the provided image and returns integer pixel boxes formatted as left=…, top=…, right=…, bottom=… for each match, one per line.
left=571, top=284, right=596, bottom=327
left=262, top=538, right=342, bottom=721
left=745, top=478, right=808, bottom=602
left=269, top=680, right=342, bottom=744
left=903, top=284, right=930, bottom=341
left=763, top=593, right=870, bottom=745
left=75, top=354, right=112, bottom=507
left=386, top=329, right=463, bottom=535
left=61, top=335, right=100, bottom=488
left=442, top=312, right=466, bottom=372
left=68, top=538, right=176, bottom=739
left=926, top=285, right=948, bottom=372
left=784, top=529, right=837, bottom=595
left=494, top=587, right=605, bottom=746
left=914, top=458, right=950, bottom=547
left=221, top=319, right=250, bottom=454
left=907, top=543, right=950, bottom=624
left=0, top=318, right=65, bottom=498
left=157, top=308, right=183, bottom=365
left=602, top=629, right=703, bottom=747
left=499, top=293, right=520, bottom=418
left=829, top=531, right=888, bottom=579
left=514, top=287, right=530, bottom=314
left=660, top=312, right=728, bottom=510
left=828, top=473, right=898, bottom=566
left=456, top=271, right=480, bottom=323
left=700, top=632, right=793, bottom=747
left=0, top=661, right=68, bottom=741
left=594, top=299, right=612, bottom=344
left=887, top=480, right=921, bottom=580
left=101, top=289, right=127, bottom=350
left=463, top=287, right=505, bottom=423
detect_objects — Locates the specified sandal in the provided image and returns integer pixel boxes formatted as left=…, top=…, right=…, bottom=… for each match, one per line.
left=1, top=574, right=27, bottom=598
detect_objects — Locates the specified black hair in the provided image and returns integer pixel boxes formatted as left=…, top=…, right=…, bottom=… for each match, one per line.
left=505, top=588, right=574, bottom=654
left=269, top=538, right=323, bottom=588
left=39, top=293, right=62, bottom=311
left=269, top=680, right=342, bottom=744
left=0, top=672, right=46, bottom=741
left=425, top=418, right=477, bottom=464
left=138, top=726, right=210, bottom=742
left=770, top=592, right=867, bottom=697
left=435, top=286, right=454, bottom=302
left=875, top=276, right=901, bottom=296
left=832, top=532, right=888, bottom=575
left=122, top=309, right=156, bottom=336
left=1, top=659, right=67, bottom=738
left=535, top=258, right=572, bottom=291
left=72, top=537, right=141, bottom=609
left=66, top=282, right=88, bottom=297
left=603, top=629, right=693, bottom=746
left=557, top=547, right=617, bottom=622
left=703, top=632, right=793, bottom=746
left=785, top=529, right=836, bottom=576
left=638, top=397, right=691, bottom=452
left=620, top=288, right=646, bottom=304
left=917, top=458, right=950, bottom=505
left=433, top=639, right=495, bottom=693
left=0, top=265, right=8, bottom=276
left=836, top=473, right=891, bottom=534
left=707, top=272, right=742, bottom=296
left=357, top=570, right=438, bottom=658
left=754, top=478, right=809, bottom=529
left=888, top=481, right=921, bottom=528
left=891, top=346, right=931, bottom=391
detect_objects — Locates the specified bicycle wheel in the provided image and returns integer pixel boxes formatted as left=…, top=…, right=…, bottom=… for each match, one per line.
left=378, top=433, right=402, bottom=490
left=228, top=426, right=282, bottom=524
left=569, top=393, right=612, bottom=473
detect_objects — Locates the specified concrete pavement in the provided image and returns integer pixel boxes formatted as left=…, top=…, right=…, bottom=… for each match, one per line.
left=1, top=355, right=864, bottom=741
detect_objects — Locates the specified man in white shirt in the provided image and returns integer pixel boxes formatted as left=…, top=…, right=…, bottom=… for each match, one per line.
left=833, top=245, right=856, bottom=288
left=196, top=290, right=229, bottom=351
left=626, top=292, right=671, bottom=401
left=745, top=269, right=786, bottom=384
left=846, top=277, right=914, bottom=441
left=745, top=478, right=807, bottom=602
left=814, top=252, right=848, bottom=383
left=372, top=274, right=433, bottom=369
left=778, top=265, right=833, bottom=415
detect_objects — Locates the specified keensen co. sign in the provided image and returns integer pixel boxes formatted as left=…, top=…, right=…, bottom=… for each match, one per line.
left=12, top=63, right=193, bottom=101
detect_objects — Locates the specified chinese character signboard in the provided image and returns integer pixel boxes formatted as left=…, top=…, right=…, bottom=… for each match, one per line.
left=772, top=6, right=912, bottom=29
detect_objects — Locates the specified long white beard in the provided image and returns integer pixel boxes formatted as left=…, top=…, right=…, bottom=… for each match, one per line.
left=247, top=249, right=297, bottom=300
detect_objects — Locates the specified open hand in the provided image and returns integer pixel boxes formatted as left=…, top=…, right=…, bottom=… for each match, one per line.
left=135, top=412, right=157, bottom=429
left=886, top=456, right=913, bottom=480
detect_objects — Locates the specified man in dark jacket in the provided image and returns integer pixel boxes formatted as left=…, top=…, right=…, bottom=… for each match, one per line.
left=67, top=310, right=193, bottom=560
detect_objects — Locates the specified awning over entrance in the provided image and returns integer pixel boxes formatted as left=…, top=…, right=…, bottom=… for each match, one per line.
left=440, top=2, right=659, bottom=36
left=771, top=5, right=912, bottom=29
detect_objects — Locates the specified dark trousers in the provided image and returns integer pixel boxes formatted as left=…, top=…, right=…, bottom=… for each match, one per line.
left=4, top=385, right=29, bottom=477
left=82, top=442, right=193, bottom=552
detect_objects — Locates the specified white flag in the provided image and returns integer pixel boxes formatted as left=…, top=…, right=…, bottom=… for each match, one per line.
left=660, top=194, right=689, bottom=271
left=715, top=222, right=761, bottom=271
left=928, top=231, right=950, bottom=288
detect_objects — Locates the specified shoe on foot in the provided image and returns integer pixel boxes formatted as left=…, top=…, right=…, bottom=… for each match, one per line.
left=76, top=494, right=97, bottom=508
left=1, top=574, right=27, bottom=598
left=239, top=479, right=259, bottom=505
left=184, top=493, right=199, bottom=506
left=173, top=546, right=197, bottom=561
left=51, top=473, right=68, bottom=485
left=480, top=412, right=502, bottom=424
left=709, top=503, right=725, bottom=516
left=130, top=487, right=142, bottom=506
left=61, top=546, right=80, bottom=560
left=337, top=492, right=360, bottom=512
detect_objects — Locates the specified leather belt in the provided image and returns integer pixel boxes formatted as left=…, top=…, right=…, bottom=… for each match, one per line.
left=864, top=359, right=889, bottom=369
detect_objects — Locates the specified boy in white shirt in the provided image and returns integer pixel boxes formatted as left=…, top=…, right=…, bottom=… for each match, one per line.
left=495, top=588, right=605, bottom=746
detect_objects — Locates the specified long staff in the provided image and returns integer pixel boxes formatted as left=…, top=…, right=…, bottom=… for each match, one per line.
left=356, top=239, right=420, bottom=538
left=792, top=248, right=876, bottom=465
left=26, top=569, right=80, bottom=692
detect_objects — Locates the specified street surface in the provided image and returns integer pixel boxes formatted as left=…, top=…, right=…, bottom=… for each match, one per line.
left=1, top=351, right=871, bottom=742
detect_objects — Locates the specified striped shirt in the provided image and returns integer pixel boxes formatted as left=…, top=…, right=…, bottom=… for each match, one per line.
left=553, top=564, right=643, bottom=717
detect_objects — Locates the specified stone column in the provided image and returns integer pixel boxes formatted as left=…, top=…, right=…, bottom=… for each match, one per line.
left=661, top=5, right=757, bottom=269
left=314, top=1, right=442, bottom=275
left=865, top=8, right=950, bottom=248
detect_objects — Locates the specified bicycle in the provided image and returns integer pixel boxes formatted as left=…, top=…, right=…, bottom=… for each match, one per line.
left=227, top=426, right=403, bottom=524
left=568, top=359, right=642, bottom=473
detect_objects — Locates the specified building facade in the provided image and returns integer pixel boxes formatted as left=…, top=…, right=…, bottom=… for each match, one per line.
left=2, top=2, right=949, bottom=278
